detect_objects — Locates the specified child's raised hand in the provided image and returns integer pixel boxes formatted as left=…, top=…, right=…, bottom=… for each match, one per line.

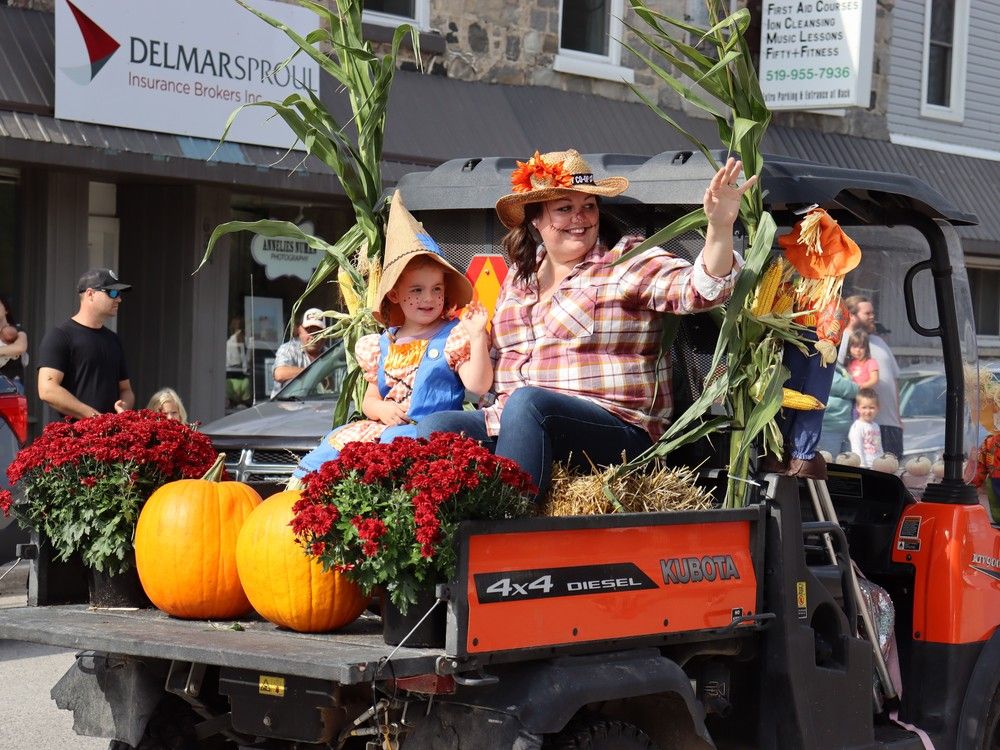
left=459, top=301, right=490, bottom=338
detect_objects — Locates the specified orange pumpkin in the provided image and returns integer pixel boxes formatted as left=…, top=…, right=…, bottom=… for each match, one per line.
left=135, top=455, right=262, bottom=619
left=236, top=490, right=368, bottom=633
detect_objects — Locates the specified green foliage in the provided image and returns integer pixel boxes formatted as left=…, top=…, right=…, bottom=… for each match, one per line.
left=5, top=412, right=217, bottom=574
left=314, top=473, right=533, bottom=613
left=199, top=0, right=418, bottom=425
left=17, top=460, right=146, bottom=574
left=624, top=0, right=800, bottom=506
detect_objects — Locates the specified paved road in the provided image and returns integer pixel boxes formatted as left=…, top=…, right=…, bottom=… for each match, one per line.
left=0, top=561, right=108, bottom=750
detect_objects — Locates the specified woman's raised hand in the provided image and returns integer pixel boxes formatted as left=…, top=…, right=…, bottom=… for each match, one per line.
left=704, top=157, right=758, bottom=228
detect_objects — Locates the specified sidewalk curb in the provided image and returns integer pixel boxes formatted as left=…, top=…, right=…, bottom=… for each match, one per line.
left=0, top=558, right=28, bottom=595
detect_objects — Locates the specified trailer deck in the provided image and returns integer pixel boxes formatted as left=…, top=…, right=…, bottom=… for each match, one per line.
left=0, top=605, right=442, bottom=684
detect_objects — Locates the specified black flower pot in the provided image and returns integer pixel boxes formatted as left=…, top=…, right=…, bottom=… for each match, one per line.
left=87, top=558, right=151, bottom=609
left=381, top=587, right=446, bottom=648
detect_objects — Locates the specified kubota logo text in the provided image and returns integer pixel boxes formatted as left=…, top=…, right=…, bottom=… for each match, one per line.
left=660, top=555, right=741, bottom=584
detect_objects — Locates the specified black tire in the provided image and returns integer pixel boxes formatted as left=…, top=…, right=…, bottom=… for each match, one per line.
left=106, top=694, right=236, bottom=750
left=546, top=717, right=658, bottom=750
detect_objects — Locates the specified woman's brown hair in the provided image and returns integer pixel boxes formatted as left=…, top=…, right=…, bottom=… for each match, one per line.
left=502, top=203, right=544, bottom=287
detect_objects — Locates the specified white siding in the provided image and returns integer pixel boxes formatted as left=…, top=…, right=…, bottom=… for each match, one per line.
left=887, top=0, right=1000, bottom=154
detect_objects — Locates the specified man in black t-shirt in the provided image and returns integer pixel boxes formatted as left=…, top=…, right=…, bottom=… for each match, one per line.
left=37, top=269, right=136, bottom=419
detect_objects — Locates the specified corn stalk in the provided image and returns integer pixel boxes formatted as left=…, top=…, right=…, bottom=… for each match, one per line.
left=198, top=0, right=418, bottom=426
left=622, top=0, right=805, bottom=507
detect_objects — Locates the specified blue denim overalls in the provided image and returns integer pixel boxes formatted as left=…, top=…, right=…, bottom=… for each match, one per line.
left=294, top=319, right=466, bottom=478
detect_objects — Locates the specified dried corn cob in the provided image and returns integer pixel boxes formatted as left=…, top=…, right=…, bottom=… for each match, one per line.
left=750, top=260, right=783, bottom=316
left=365, top=256, right=382, bottom=312
left=338, top=266, right=361, bottom=316
left=781, top=388, right=825, bottom=410
left=770, top=281, right=794, bottom=314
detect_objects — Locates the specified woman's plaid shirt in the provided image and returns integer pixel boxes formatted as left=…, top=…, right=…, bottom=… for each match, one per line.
left=482, top=235, right=741, bottom=439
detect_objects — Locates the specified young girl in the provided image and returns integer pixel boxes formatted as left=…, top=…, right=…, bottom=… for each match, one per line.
left=292, top=192, right=491, bottom=480
left=147, top=387, right=188, bottom=422
left=849, top=388, right=884, bottom=468
left=846, top=329, right=879, bottom=389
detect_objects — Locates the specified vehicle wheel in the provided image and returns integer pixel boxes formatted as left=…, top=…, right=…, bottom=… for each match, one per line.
left=546, top=716, right=658, bottom=749
left=105, top=694, right=236, bottom=750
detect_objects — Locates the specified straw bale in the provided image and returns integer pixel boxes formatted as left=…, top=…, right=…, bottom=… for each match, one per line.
left=543, top=460, right=716, bottom=516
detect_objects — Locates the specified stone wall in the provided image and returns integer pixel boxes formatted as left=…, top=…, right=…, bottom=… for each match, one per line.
left=429, top=0, right=688, bottom=109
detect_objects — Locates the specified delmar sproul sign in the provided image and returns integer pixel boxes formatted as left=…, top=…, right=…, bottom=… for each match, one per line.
left=55, top=0, right=318, bottom=149
left=758, top=0, right=876, bottom=111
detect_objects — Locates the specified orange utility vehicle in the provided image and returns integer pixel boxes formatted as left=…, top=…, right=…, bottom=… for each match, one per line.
left=0, top=151, right=997, bottom=750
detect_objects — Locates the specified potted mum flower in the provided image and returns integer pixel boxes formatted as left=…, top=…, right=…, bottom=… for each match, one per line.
left=291, top=432, right=535, bottom=645
left=0, top=410, right=217, bottom=604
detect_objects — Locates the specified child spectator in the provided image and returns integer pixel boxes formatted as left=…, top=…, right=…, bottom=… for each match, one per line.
left=0, top=325, right=19, bottom=369
left=849, top=388, right=883, bottom=468
left=845, top=329, right=879, bottom=389
left=0, top=296, right=28, bottom=394
left=147, top=387, right=188, bottom=422
left=292, top=191, right=490, bottom=481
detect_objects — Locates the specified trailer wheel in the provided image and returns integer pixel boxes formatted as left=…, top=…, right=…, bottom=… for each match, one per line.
left=105, top=694, right=236, bottom=750
left=546, top=716, right=658, bottom=749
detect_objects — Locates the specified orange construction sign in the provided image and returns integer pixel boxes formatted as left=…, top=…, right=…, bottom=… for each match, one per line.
left=465, top=255, right=508, bottom=325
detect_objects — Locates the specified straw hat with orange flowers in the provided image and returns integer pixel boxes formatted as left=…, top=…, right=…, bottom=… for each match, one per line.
left=494, top=149, right=629, bottom=229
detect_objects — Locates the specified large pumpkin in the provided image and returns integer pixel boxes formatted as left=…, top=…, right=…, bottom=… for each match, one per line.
left=236, top=490, right=368, bottom=633
left=135, top=456, right=262, bottom=619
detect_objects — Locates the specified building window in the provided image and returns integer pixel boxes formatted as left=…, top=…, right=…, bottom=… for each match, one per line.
left=554, top=0, right=634, bottom=84
left=686, top=0, right=732, bottom=30
left=920, top=0, right=968, bottom=122
left=363, top=0, right=429, bottom=30
left=967, top=261, right=1000, bottom=339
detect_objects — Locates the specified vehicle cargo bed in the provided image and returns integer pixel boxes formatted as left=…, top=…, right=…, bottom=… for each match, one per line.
left=0, top=605, right=441, bottom=684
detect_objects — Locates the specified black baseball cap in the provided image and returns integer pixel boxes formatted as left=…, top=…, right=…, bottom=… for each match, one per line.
left=77, top=268, right=132, bottom=293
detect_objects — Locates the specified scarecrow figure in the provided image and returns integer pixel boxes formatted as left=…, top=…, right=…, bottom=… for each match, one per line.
left=764, top=208, right=861, bottom=479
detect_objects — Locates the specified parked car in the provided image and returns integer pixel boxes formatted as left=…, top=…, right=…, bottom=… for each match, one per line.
left=0, top=374, right=29, bottom=562
left=201, top=342, right=347, bottom=497
left=896, top=362, right=997, bottom=464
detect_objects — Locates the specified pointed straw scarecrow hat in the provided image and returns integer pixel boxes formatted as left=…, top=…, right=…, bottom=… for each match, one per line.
left=495, top=149, right=630, bottom=229
left=373, top=190, right=473, bottom=326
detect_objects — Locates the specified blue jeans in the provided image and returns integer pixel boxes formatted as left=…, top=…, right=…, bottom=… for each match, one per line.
left=880, top=425, right=903, bottom=459
left=415, top=387, right=653, bottom=499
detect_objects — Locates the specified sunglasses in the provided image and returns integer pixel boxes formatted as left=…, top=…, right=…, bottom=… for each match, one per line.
left=99, top=288, right=126, bottom=299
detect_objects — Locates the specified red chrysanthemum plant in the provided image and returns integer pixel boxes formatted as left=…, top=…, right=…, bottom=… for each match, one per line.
left=0, top=411, right=218, bottom=574
left=291, top=432, right=536, bottom=613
